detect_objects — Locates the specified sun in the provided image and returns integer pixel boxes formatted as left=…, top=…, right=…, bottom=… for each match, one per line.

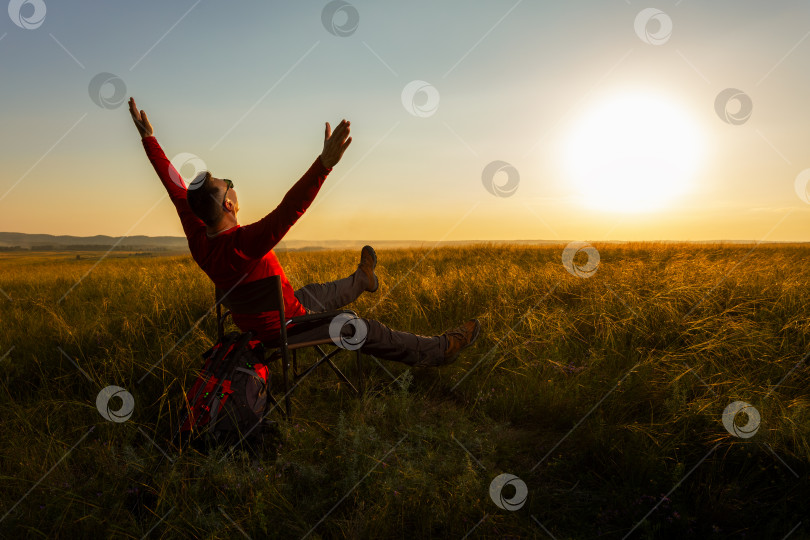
left=562, top=91, right=704, bottom=213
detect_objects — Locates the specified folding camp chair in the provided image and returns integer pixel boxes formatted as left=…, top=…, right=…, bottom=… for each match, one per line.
left=214, top=275, right=364, bottom=420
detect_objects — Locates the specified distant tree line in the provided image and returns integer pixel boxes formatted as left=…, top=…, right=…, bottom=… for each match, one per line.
left=0, top=245, right=171, bottom=252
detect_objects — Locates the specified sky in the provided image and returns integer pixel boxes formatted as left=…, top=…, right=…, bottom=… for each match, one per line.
left=1, top=0, right=809, bottom=242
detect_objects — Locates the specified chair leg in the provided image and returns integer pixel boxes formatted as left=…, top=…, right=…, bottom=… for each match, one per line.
left=282, top=352, right=292, bottom=420
left=266, top=391, right=287, bottom=420
left=325, top=358, right=359, bottom=394
left=279, top=343, right=366, bottom=405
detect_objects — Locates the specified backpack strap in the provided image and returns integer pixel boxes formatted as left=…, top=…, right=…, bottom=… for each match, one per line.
left=176, top=331, right=242, bottom=437
left=234, top=366, right=265, bottom=383
left=192, top=333, right=243, bottom=426
left=198, top=331, right=256, bottom=435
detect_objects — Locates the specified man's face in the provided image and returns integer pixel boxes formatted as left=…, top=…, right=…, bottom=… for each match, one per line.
left=212, top=176, right=239, bottom=216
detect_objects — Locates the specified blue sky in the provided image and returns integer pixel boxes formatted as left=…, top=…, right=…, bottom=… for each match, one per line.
left=1, top=0, right=809, bottom=241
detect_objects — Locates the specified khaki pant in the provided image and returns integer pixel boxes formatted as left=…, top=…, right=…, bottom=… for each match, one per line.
left=291, top=264, right=447, bottom=366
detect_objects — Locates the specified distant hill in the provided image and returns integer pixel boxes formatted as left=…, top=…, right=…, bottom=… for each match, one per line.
left=0, top=232, right=190, bottom=252
left=0, top=232, right=567, bottom=253
left=0, top=232, right=796, bottom=253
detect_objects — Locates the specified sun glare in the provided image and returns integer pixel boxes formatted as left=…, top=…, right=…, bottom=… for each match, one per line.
left=562, top=92, right=704, bottom=212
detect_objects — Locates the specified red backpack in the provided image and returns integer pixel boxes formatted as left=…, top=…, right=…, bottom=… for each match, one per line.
left=178, top=331, right=273, bottom=453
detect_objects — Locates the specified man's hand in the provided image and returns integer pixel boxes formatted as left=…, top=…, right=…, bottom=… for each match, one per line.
left=128, top=97, right=154, bottom=139
left=319, top=119, right=352, bottom=169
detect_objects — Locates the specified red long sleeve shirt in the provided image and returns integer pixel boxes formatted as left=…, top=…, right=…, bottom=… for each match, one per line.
left=141, top=136, right=332, bottom=342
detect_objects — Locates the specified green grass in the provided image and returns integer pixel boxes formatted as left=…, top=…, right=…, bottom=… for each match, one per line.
left=0, top=244, right=808, bottom=538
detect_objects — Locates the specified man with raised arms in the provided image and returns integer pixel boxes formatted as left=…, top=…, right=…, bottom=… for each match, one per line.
left=128, top=97, right=480, bottom=368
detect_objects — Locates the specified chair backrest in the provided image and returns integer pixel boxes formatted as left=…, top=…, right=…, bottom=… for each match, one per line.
left=215, top=275, right=285, bottom=317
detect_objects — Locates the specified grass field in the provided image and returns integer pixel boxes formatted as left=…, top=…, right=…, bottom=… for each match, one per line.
left=0, top=243, right=808, bottom=539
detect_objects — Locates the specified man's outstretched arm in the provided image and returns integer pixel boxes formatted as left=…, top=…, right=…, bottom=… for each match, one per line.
left=128, top=97, right=205, bottom=237
left=237, top=119, right=352, bottom=259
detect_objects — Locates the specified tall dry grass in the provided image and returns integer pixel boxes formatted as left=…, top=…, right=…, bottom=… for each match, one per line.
left=0, top=243, right=807, bottom=538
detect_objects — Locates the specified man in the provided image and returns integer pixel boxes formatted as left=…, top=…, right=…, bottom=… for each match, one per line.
left=128, top=97, right=480, bottom=367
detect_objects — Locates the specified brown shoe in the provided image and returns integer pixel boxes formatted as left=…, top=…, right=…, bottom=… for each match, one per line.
left=441, top=319, right=481, bottom=364
left=358, top=245, right=379, bottom=292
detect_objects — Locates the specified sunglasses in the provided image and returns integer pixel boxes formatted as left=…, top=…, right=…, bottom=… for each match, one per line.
left=221, top=179, right=234, bottom=208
